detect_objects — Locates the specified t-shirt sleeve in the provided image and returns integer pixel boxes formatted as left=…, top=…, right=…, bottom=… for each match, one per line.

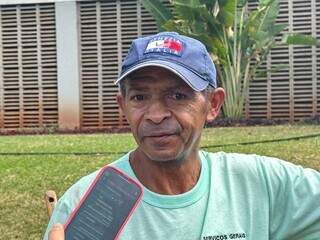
left=42, top=194, right=73, bottom=240
left=42, top=171, right=98, bottom=240
left=257, top=156, right=320, bottom=239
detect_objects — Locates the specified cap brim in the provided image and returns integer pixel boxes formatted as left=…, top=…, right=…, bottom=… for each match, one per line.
left=115, top=60, right=209, bottom=92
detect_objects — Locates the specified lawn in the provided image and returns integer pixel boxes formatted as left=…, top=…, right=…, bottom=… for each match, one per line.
left=0, top=124, right=319, bottom=239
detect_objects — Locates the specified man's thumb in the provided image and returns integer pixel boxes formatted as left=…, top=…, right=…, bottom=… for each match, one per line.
left=49, top=223, right=65, bottom=240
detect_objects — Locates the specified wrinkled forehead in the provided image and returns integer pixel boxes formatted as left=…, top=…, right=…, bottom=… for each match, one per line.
left=124, top=66, right=192, bottom=90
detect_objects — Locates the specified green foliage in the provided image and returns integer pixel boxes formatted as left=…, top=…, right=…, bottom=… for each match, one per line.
left=282, top=33, right=320, bottom=46
left=140, top=0, right=172, bottom=30
left=141, top=0, right=320, bottom=119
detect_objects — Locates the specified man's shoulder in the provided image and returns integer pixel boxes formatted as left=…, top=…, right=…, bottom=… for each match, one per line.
left=77, top=152, right=130, bottom=183
left=61, top=152, right=131, bottom=202
left=201, top=150, right=312, bottom=186
left=202, top=150, right=301, bottom=177
left=201, top=150, right=266, bottom=167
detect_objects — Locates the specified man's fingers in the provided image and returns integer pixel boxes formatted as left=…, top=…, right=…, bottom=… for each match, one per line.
left=49, top=223, right=65, bottom=240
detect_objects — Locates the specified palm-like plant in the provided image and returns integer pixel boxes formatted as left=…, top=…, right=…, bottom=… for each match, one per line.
left=141, top=0, right=319, bottom=119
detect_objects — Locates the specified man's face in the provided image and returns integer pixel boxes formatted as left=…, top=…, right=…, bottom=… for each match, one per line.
left=117, top=67, right=216, bottom=163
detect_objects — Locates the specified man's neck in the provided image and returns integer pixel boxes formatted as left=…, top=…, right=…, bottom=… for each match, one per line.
left=129, top=149, right=202, bottom=195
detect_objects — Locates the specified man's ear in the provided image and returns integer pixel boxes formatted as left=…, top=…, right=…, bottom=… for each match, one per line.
left=206, top=87, right=225, bottom=123
left=116, top=93, right=126, bottom=113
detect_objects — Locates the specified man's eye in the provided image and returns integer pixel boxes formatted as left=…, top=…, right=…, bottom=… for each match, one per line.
left=172, top=92, right=187, bottom=100
left=131, top=95, right=144, bottom=101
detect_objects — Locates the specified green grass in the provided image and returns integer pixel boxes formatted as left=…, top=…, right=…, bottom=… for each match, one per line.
left=0, top=124, right=319, bottom=239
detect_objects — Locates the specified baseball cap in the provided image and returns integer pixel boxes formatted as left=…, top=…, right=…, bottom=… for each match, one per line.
left=115, top=32, right=217, bottom=91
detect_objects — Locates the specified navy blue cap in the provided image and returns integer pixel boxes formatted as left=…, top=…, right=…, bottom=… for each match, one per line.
left=115, top=32, right=217, bottom=91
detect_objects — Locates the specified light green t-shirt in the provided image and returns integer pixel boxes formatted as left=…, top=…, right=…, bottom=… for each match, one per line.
left=43, top=151, right=320, bottom=240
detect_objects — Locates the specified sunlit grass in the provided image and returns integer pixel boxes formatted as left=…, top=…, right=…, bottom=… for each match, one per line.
left=0, top=124, right=319, bottom=239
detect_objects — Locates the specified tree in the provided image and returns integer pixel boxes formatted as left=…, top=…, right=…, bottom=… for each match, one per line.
left=141, top=0, right=320, bottom=119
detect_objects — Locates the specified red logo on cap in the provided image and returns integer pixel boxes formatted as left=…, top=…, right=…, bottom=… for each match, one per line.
left=162, top=39, right=182, bottom=52
left=145, top=37, right=184, bottom=56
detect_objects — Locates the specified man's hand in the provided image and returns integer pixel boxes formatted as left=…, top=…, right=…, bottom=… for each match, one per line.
left=49, top=223, right=65, bottom=240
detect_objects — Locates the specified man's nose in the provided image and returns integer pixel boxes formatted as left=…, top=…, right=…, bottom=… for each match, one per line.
left=144, top=100, right=171, bottom=124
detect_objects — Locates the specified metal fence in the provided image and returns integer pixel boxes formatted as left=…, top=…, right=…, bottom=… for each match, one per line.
left=246, top=0, right=320, bottom=121
left=0, top=3, right=58, bottom=130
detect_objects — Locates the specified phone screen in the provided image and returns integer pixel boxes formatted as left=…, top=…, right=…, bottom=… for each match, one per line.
left=65, top=166, right=143, bottom=240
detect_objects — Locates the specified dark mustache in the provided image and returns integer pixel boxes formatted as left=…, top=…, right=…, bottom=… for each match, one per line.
left=139, top=121, right=182, bottom=137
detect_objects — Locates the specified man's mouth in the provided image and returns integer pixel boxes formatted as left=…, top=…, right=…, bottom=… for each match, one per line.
left=145, top=132, right=176, bottom=138
left=143, top=132, right=178, bottom=145
left=139, top=122, right=182, bottom=143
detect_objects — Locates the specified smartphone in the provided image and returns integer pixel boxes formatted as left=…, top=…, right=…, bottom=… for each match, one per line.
left=64, top=166, right=143, bottom=240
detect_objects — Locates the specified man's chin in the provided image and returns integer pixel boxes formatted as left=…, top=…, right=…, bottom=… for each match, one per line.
left=142, top=147, right=184, bottom=163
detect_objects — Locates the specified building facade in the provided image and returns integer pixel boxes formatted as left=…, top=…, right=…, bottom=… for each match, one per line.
left=0, top=0, right=319, bottom=131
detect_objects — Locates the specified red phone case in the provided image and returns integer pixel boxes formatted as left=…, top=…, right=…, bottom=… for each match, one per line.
left=64, top=165, right=143, bottom=240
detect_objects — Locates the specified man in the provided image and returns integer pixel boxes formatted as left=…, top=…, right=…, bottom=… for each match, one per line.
left=45, top=32, right=320, bottom=240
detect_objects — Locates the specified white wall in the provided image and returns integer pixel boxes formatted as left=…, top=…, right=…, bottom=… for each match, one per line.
left=55, top=1, right=81, bottom=130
